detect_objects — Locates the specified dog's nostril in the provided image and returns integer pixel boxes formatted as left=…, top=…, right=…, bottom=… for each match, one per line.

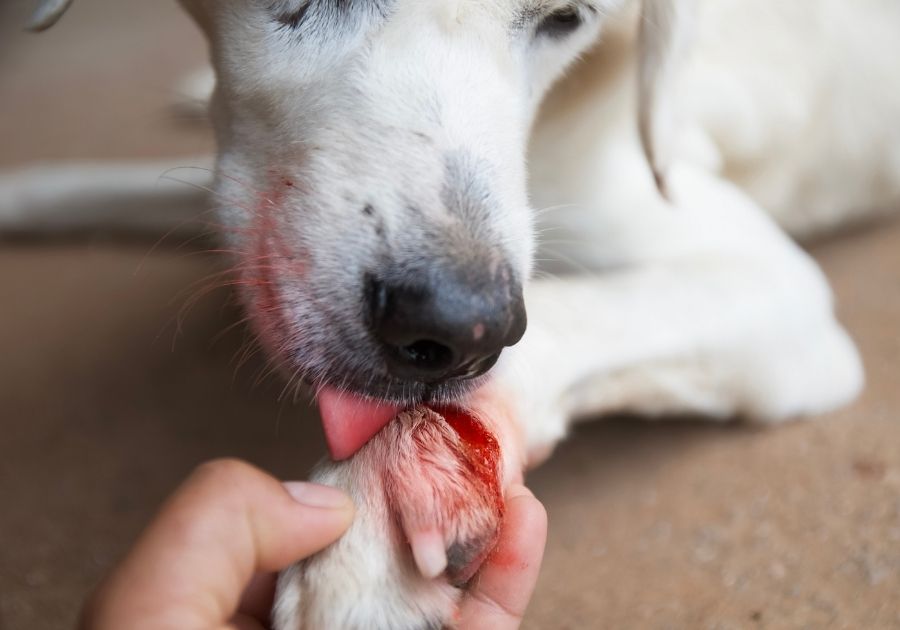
left=465, top=351, right=502, bottom=379
left=395, top=340, right=454, bottom=372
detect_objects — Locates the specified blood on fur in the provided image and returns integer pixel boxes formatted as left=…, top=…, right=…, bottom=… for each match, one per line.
left=432, top=405, right=504, bottom=518
left=383, top=406, right=505, bottom=586
left=436, top=407, right=505, bottom=584
left=242, top=174, right=308, bottom=354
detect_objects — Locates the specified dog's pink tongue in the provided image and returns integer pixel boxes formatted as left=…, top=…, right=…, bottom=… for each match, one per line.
left=317, top=387, right=403, bottom=460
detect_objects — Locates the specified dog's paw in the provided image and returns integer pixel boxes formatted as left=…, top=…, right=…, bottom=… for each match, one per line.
left=273, top=406, right=509, bottom=630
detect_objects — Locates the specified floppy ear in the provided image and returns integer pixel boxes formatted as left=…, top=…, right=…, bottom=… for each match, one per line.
left=637, top=0, right=695, bottom=198
left=28, top=0, right=75, bottom=32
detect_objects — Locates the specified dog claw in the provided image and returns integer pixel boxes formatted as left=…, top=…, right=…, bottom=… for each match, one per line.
left=410, top=528, right=449, bottom=579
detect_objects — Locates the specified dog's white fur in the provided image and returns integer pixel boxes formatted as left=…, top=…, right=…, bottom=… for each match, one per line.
left=8, top=0, right=900, bottom=627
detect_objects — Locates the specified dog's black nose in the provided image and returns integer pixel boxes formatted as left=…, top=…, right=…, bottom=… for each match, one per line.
left=367, top=269, right=526, bottom=383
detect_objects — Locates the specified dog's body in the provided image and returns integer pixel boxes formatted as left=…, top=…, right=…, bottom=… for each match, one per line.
left=7, top=0, right=900, bottom=627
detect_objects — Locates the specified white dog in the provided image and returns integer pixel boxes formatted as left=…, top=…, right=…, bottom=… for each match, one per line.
left=9, top=0, right=900, bottom=628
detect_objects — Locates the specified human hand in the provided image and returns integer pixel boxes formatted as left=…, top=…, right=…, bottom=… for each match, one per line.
left=79, top=459, right=546, bottom=630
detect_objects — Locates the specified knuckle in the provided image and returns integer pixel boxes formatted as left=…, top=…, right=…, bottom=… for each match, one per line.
left=192, top=457, right=260, bottom=489
left=468, top=589, right=524, bottom=624
left=529, top=495, right=548, bottom=525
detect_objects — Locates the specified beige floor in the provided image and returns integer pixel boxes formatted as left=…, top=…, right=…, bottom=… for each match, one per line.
left=1, top=2, right=899, bottom=629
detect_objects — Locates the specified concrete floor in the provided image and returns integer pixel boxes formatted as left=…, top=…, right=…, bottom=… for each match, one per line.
left=1, top=1, right=899, bottom=628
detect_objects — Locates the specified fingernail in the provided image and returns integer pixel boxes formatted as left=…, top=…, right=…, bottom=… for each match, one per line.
left=283, top=482, right=353, bottom=510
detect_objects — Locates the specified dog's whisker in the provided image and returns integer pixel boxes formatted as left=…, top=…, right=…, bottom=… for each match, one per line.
left=210, top=312, right=257, bottom=347
left=232, top=336, right=267, bottom=383
left=160, top=165, right=268, bottom=205
left=535, top=246, right=608, bottom=277
left=530, top=268, right=564, bottom=281
left=532, top=202, right=581, bottom=217
left=251, top=343, right=295, bottom=391
left=135, top=204, right=228, bottom=274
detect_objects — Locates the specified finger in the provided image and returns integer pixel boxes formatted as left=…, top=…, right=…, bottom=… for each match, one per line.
left=225, top=612, right=267, bottom=630
left=458, top=485, right=548, bottom=630
left=237, top=572, right=278, bottom=624
left=81, top=459, right=354, bottom=630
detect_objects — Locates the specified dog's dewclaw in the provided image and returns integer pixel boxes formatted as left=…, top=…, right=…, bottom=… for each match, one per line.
left=409, top=527, right=449, bottom=579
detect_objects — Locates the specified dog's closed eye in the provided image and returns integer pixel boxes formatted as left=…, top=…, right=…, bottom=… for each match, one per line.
left=536, top=6, right=584, bottom=38
left=273, top=0, right=311, bottom=30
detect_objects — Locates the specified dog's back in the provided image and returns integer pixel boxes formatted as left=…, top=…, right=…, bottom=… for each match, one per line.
left=532, top=0, right=900, bottom=239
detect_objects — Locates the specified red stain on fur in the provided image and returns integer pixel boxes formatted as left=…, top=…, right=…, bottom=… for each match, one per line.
left=430, top=406, right=505, bottom=584
left=243, top=175, right=308, bottom=351
left=435, top=406, right=504, bottom=517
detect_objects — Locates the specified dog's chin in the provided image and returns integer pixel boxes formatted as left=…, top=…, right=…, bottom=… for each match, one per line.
left=334, top=372, right=491, bottom=406
left=274, top=347, right=492, bottom=405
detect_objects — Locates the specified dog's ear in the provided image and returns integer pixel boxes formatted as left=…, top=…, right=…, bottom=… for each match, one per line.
left=27, top=0, right=75, bottom=32
left=637, top=0, right=696, bottom=198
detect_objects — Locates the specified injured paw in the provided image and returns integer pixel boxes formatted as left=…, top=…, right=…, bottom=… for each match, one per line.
left=273, top=406, right=508, bottom=630
left=386, top=406, right=505, bottom=586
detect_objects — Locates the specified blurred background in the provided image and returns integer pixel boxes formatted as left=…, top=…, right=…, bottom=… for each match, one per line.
left=1, top=0, right=899, bottom=628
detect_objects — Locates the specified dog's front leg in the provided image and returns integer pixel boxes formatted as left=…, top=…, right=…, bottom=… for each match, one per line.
left=499, top=166, right=865, bottom=464
left=273, top=392, right=528, bottom=630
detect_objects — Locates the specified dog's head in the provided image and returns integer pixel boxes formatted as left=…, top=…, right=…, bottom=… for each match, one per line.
left=34, top=0, right=690, bottom=455
left=174, top=0, right=619, bottom=403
